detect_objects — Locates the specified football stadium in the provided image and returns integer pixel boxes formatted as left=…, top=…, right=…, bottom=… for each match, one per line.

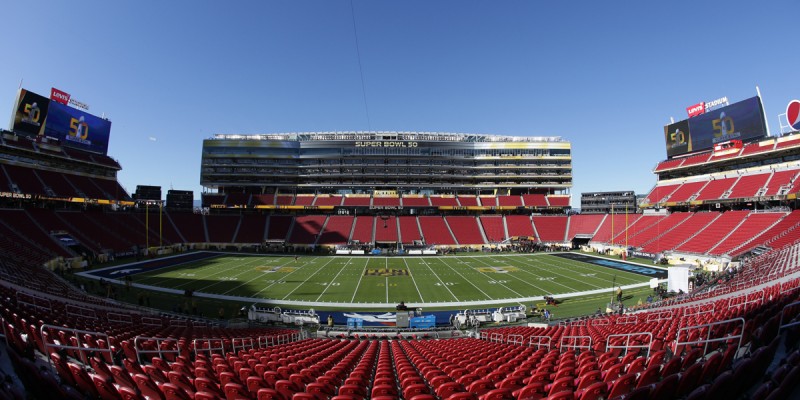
left=1, top=81, right=800, bottom=400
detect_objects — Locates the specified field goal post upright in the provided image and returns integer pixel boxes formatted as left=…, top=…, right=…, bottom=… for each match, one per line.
left=377, top=210, right=401, bottom=253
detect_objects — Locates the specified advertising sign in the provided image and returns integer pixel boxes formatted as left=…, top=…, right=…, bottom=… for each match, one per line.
left=44, top=102, right=111, bottom=154
left=11, top=89, right=51, bottom=136
left=787, top=100, right=800, bottom=131
left=665, top=96, right=766, bottom=158
left=50, top=87, right=70, bottom=105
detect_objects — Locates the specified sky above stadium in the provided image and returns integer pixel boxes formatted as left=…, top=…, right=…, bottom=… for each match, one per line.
left=1, top=1, right=798, bottom=207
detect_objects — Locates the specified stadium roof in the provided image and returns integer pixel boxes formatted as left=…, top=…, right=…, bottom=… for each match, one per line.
left=211, top=131, right=564, bottom=143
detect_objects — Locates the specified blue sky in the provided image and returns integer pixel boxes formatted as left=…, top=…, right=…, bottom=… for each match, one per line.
left=1, top=1, right=798, bottom=207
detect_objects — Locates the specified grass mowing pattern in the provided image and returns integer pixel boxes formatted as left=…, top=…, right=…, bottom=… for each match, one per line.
left=127, top=253, right=651, bottom=307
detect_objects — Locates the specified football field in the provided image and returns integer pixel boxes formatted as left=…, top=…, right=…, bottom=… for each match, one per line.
left=86, top=252, right=665, bottom=310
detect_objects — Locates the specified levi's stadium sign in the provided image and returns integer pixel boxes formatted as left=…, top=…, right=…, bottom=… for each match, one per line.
left=50, top=87, right=89, bottom=111
left=685, top=97, right=728, bottom=118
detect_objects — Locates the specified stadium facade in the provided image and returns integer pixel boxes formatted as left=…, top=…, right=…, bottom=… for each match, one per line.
left=200, top=131, right=572, bottom=197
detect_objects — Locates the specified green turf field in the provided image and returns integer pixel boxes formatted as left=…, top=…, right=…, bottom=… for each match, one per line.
left=114, top=252, right=656, bottom=310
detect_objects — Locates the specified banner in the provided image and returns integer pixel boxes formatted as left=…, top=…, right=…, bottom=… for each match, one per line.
left=50, top=87, right=70, bottom=105
left=11, top=89, right=51, bottom=137
left=665, top=96, right=766, bottom=158
left=44, top=102, right=111, bottom=154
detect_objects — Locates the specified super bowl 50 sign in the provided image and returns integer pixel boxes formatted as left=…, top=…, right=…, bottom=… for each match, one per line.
left=665, top=96, right=767, bottom=158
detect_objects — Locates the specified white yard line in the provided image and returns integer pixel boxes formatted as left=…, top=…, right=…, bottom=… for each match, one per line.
left=220, top=257, right=298, bottom=295
left=403, top=257, right=425, bottom=302
left=350, top=258, right=370, bottom=303
left=280, top=257, right=338, bottom=300
left=314, top=257, right=352, bottom=302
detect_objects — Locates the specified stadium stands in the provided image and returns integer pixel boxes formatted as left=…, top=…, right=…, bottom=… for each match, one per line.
left=288, top=216, right=327, bottom=244
left=351, top=216, right=374, bottom=244
left=317, top=216, right=354, bottom=245
left=694, top=177, right=737, bottom=201
left=445, top=216, right=485, bottom=245
left=641, top=212, right=720, bottom=253
left=565, top=214, right=604, bottom=241
left=418, top=216, right=457, bottom=245
left=675, top=210, right=749, bottom=254
left=234, top=214, right=267, bottom=243
left=398, top=216, right=423, bottom=244
left=374, top=215, right=398, bottom=243
left=266, top=215, right=293, bottom=241
left=505, top=215, right=535, bottom=238
left=531, top=216, right=567, bottom=243
left=480, top=215, right=506, bottom=243
left=664, top=180, right=706, bottom=203
left=205, top=214, right=240, bottom=243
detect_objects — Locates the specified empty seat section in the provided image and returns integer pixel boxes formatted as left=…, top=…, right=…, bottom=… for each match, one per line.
left=522, top=194, right=548, bottom=207
left=617, top=214, right=667, bottom=247
left=288, top=216, right=326, bottom=244
left=224, top=193, right=251, bottom=207
left=235, top=214, right=267, bottom=243
left=0, top=164, right=13, bottom=192
left=313, top=195, right=342, bottom=206
left=531, top=216, right=567, bottom=242
left=754, top=210, right=800, bottom=250
left=740, top=140, right=775, bottom=156
left=479, top=196, right=497, bottom=207
left=480, top=216, right=505, bottom=243
left=318, top=216, right=353, bottom=245
left=590, top=214, right=631, bottom=243
left=694, top=177, right=737, bottom=201
left=92, top=178, right=132, bottom=201
left=676, top=211, right=748, bottom=254
left=202, top=193, right=226, bottom=207
left=680, top=152, right=712, bottom=167
left=136, top=209, right=183, bottom=244
left=252, top=194, right=275, bottom=206
left=775, top=134, right=800, bottom=150
left=764, top=169, right=800, bottom=196
left=351, top=216, right=374, bottom=244
left=608, top=214, right=645, bottom=244
left=445, top=216, right=484, bottom=245
left=168, top=212, right=207, bottom=243
left=456, top=195, right=479, bottom=206
left=546, top=195, right=570, bottom=207
left=342, top=196, right=370, bottom=207
left=275, top=195, right=294, bottom=205
left=497, top=195, right=522, bottom=207
left=205, top=215, right=240, bottom=243
left=372, top=196, right=400, bottom=207
left=92, top=212, right=152, bottom=248
left=375, top=216, right=399, bottom=243
left=402, top=195, right=430, bottom=207
left=728, top=173, right=770, bottom=199
left=643, top=183, right=681, bottom=204
left=0, top=209, right=72, bottom=258
left=266, top=216, right=293, bottom=241
left=641, top=212, right=720, bottom=253
left=710, top=212, right=785, bottom=255
left=429, top=196, right=458, bottom=206
left=34, top=169, right=80, bottom=197
left=3, top=164, right=47, bottom=195
left=565, top=214, right=604, bottom=241
left=26, top=208, right=102, bottom=253
left=654, top=158, right=685, bottom=172
left=505, top=215, right=534, bottom=238
left=63, top=174, right=108, bottom=199
left=666, top=181, right=706, bottom=203
left=293, top=195, right=315, bottom=206
left=55, top=210, right=131, bottom=252
left=418, top=216, right=455, bottom=245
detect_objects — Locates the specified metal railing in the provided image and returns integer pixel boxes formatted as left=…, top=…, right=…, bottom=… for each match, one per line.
left=673, top=318, right=745, bottom=356
left=232, top=337, right=256, bottom=354
left=606, top=332, right=653, bottom=358
left=16, top=291, right=51, bottom=311
left=507, top=334, right=524, bottom=346
left=645, top=310, right=673, bottom=323
left=193, top=338, right=225, bottom=358
left=107, top=312, right=133, bottom=324
left=616, top=316, right=639, bottom=325
left=134, top=336, right=179, bottom=362
left=42, top=324, right=111, bottom=364
left=560, top=335, right=592, bottom=352
left=779, top=301, right=800, bottom=332
left=66, top=304, right=97, bottom=320
left=528, top=335, right=552, bottom=350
